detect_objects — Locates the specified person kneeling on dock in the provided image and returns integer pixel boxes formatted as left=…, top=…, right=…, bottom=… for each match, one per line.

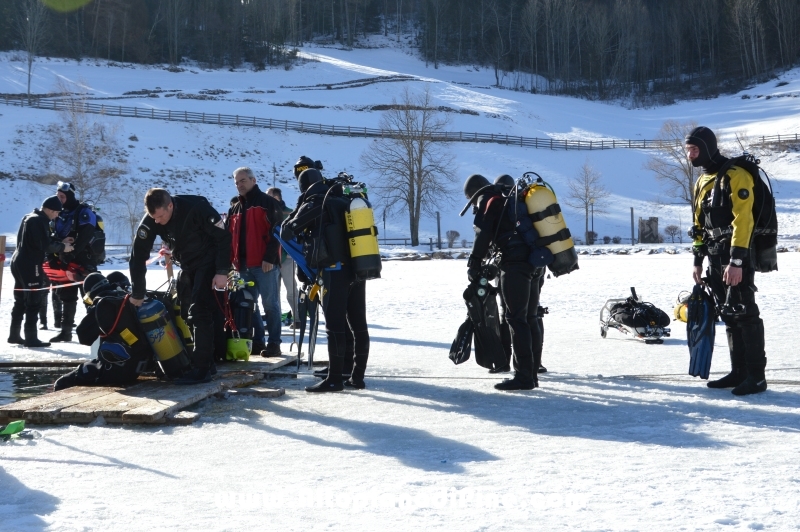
left=55, top=272, right=155, bottom=391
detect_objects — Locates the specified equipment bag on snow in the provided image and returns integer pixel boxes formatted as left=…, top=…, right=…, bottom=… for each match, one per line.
left=609, top=299, right=671, bottom=331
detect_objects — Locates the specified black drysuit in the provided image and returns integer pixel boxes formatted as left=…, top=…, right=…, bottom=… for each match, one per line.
left=11, top=210, right=66, bottom=339
left=469, top=190, right=543, bottom=385
left=281, top=181, right=370, bottom=381
left=130, top=195, right=231, bottom=371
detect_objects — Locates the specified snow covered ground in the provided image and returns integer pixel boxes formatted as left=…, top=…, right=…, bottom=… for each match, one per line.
left=1, top=253, right=799, bottom=531
left=1, top=38, right=800, bottom=245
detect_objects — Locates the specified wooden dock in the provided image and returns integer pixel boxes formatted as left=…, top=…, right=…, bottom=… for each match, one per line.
left=0, top=354, right=298, bottom=426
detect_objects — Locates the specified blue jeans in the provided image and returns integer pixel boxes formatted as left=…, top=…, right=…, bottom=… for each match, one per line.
left=242, top=266, right=281, bottom=345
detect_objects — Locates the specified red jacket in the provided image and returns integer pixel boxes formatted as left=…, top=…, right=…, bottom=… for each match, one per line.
left=227, top=185, right=281, bottom=270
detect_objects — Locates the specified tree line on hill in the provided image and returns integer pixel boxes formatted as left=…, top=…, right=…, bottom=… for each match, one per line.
left=3, top=0, right=799, bottom=102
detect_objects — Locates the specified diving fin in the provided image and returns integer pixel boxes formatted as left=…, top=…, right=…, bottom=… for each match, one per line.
left=1, top=420, right=27, bottom=441
left=687, top=283, right=716, bottom=379
left=449, top=317, right=474, bottom=365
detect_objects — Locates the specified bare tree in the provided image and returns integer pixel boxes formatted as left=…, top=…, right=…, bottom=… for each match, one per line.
left=14, top=0, right=49, bottom=101
left=360, top=87, right=457, bottom=247
left=645, top=120, right=698, bottom=206
left=664, top=224, right=680, bottom=243
left=562, top=160, right=610, bottom=246
left=445, top=230, right=460, bottom=248
left=164, top=0, right=186, bottom=65
left=110, top=184, right=146, bottom=245
left=40, top=79, right=128, bottom=206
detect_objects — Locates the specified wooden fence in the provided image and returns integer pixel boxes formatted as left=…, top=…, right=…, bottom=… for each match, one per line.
left=10, top=96, right=797, bottom=151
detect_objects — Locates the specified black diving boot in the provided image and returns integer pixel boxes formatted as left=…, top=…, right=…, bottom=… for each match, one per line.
left=345, top=354, right=368, bottom=390
left=708, top=328, right=747, bottom=389
left=23, top=320, right=50, bottom=348
left=8, top=318, right=24, bottom=344
left=50, top=301, right=76, bottom=343
left=732, top=322, right=767, bottom=396
left=306, top=333, right=345, bottom=393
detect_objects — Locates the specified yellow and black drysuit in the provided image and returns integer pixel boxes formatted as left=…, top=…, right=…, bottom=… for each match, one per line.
left=688, top=126, right=768, bottom=395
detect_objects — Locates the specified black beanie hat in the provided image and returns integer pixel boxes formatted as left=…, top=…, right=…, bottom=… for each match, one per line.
left=685, top=126, right=718, bottom=169
left=42, top=196, right=63, bottom=212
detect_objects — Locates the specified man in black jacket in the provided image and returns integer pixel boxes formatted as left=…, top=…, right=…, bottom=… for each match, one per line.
left=129, top=188, right=231, bottom=384
left=8, top=196, right=73, bottom=348
left=465, top=174, right=543, bottom=391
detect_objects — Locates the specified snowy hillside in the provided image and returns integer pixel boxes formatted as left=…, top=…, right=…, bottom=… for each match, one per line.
left=1, top=40, right=800, bottom=245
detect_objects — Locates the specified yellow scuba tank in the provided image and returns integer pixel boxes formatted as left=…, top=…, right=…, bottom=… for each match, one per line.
left=674, top=291, right=691, bottom=323
left=136, top=299, right=191, bottom=379
left=171, top=293, right=194, bottom=355
left=523, top=179, right=579, bottom=277
left=344, top=194, right=382, bottom=280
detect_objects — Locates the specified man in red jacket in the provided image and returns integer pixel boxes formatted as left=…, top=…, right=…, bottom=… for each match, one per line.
left=228, top=167, right=283, bottom=355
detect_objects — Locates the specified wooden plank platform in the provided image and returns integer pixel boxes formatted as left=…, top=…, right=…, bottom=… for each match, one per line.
left=0, top=354, right=299, bottom=426
left=223, top=353, right=300, bottom=372
left=0, top=373, right=257, bottom=426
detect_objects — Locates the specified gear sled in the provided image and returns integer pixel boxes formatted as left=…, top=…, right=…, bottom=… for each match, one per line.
left=600, top=287, right=671, bottom=344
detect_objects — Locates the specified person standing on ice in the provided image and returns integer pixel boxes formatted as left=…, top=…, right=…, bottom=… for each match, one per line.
left=8, top=196, right=73, bottom=348
left=48, top=182, right=100, bottom=344
left=687, top=126, right=774, bottom=396
left=266, top=186, right=300, bottom=330
left=128, top=188, right=231, bottom=385
left=280, top=167, right=371, bottom=392
left=464, top=174, right=544, bottom=391
left=493, top=174, right=547, bottom=375
left=227, top=167, right=283, bottom=357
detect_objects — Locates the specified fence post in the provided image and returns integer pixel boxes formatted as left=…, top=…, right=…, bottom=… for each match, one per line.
left=253, top=116, right=256, bottom=126
left=168, top=110, right=172, bottom=120
left=217, top=114, right=220, bottom=124
left=236, top=115, right=239, bottom=126
left=429, top=237, right=433, bottom=251
left=151, top=108, right=154, bottom=118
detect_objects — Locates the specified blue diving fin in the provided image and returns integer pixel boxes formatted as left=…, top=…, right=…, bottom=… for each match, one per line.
left=687, top=283, right=716, bottom=379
